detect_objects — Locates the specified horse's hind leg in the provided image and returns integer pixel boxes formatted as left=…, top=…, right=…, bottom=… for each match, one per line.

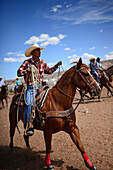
left=2, top=100, right=4, bottom=108
left=9, top=122, right=16, bottom=148
left=68, top=125, right=97, bottom=170
left=6, top=99, right=8, bottom=107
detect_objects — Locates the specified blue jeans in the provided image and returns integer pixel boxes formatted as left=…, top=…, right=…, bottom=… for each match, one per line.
left=91, top=70, right=98, bottom=82
left=24, top=85, right=38, bottom=129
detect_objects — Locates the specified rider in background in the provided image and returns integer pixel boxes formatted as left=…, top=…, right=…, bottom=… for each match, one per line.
left=96, top=57, right=104, bottom=71
left=89, top=57, right=99, bottom=82
left=96, top=57, right=110, bottom=82
left=0, top=77, right=5, bottom=92
left=15, top=78, right=21, bottom=93
left=17, top=43, right=62, bottom=136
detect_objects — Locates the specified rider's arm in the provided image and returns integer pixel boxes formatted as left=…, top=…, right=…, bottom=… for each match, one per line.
left=44, top=60, right=62, bottom=74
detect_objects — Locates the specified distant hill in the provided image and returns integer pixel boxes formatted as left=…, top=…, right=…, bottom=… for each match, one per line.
left=101, top=59, right=113, bottom=69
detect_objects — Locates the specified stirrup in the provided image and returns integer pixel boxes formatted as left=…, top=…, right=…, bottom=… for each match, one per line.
left=25, top=123, right=34, bottom=136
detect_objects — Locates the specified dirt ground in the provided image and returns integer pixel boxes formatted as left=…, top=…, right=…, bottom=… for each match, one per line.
left=0, top=87, right=113, bottom=170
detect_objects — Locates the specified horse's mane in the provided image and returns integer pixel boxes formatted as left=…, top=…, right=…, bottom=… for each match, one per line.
left=106, top=65, right=113, bottom=70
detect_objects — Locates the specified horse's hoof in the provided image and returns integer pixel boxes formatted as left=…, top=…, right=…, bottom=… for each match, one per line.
left=9, top=142, right=13, bottom=148
left=47, top=164, right=54, bottom=170
left=90, top=166, right=97, bottom=170
left=99, top=99, right=102, bottom=102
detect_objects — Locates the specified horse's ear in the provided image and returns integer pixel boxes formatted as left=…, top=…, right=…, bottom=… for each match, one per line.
left=77, top=58, right=82, bottom=69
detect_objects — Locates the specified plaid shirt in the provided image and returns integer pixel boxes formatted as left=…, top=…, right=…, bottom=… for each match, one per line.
left=17, top=57, right=58, bottom=86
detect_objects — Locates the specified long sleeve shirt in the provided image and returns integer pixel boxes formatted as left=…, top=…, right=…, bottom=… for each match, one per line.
left=90, top=61, right=98, bottom=73
left=0, top=80, right=5, bottom=87
left=96, top=62, right=103, bottom=71
left=17, top=57, right=59, bottom=86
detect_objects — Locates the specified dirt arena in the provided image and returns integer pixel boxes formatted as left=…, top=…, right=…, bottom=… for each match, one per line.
left=0, top=87, right=113, bottom=170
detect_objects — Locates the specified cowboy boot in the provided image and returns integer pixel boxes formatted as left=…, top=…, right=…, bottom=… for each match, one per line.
left=25, top=115, right=34, bottom=136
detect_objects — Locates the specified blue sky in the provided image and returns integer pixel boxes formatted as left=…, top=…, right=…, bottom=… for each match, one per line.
left=0, top=0, right=113, bottom=80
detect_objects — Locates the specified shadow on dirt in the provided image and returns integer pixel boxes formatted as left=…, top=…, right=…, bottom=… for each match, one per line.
left=0, top=145, right=64, bottom=170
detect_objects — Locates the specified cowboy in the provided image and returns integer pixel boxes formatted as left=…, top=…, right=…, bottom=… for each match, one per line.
left=89, top=57, right=99, bottom=82
left=0, top=77, right=5, bottom=92
left=96, top=57, right=110, bottom=82
left=17, top=43, right=62, bottom=136
left=96, top=57, right=104, bottom=71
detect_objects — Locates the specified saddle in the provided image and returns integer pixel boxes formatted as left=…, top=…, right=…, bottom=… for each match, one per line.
left=14, top=85, right=74, bottom=129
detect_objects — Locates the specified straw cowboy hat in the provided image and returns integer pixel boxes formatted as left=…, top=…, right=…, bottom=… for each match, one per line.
left=25, top=43, right=45, bottom=57
left=89, top=57, right=96, bottom=61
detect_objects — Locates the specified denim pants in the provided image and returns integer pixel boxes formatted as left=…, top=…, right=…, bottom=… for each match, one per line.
left=24, top=85, right=38, bottom=129
left=91, top=70, right=98, bottom=82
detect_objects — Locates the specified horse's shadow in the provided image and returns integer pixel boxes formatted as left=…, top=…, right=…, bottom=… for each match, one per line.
left=0, top=145, right=65, bottom=170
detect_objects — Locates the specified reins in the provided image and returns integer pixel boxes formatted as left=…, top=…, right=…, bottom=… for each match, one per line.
left=56, top=67, right=96, bottom=127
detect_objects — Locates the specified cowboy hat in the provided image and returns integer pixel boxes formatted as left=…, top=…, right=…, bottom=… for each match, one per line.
left=89, top=57, right=96, bottom=61
left=25, top=43, right=45, bottom=57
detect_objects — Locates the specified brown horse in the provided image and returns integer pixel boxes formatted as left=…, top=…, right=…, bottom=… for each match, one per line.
left=79, top=65, right=113, bottom=101
left=103, top=65, right=113, bottom=96
left=9, top=58, right=101, bottom=170
left=0, top=85, right=8, bottom=108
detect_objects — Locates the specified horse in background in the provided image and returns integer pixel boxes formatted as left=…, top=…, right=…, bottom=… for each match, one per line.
left=79, top=65, right=113, bottom=101
left=9, top=58, right=101, bottom=170
left=0, top=85, right=8, bottom=108
left=103, top=65, right=113, bottom=96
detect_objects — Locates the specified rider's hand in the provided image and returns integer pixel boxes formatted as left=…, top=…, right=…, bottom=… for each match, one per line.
left=57, top=61, right=62, bottom=66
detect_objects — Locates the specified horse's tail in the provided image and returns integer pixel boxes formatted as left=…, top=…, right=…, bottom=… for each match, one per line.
left=9, top=94, right=24, bottom=135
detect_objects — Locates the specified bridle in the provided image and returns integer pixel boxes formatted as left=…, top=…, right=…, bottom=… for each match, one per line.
left=76, top=67, right=95, bottom=97
left=57, top=66, right=95, bottom=98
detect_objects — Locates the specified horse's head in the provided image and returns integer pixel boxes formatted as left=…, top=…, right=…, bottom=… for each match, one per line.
left=75, top=58, right=101, bottom=96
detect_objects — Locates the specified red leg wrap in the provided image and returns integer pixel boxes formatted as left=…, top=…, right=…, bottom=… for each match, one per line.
left=83, top=153, right=93, bottom=168
left=45, top=153, right=51, bottom=165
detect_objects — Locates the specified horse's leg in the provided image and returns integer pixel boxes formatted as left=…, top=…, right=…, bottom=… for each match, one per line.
left=44, top=131, right=54, bottom=170
left=9, top=121, right=16, bottom=148
left=2, top=99, right=4, bottom=108
left=24, top=134, right=30, bottom=149
left=105, top=83, right=113, bottom=97
left=6, top=98, right=8, bottom=107
left=98, top=85, right=103, bottom=101
left=67, top=125, right=97, bottom=170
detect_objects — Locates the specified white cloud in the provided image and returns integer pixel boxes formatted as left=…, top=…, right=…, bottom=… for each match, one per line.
left=104, top=54, right=113, bottom=60
left=39, top=34, right=49, bottom=42
left=15, top=54, right=25, bottom=57
left=104, top=46, right=108, bottom=49
left=66, top=4, right=72, bottom=8
left=24, top=36, right=40, bottom=44
left=103, top=51, right=113, bottom=60
left=70, top=58, right=78, bottom=63
left=109, top=51, right=113, bottom=54
left=45, top=1, right=113, bottom=25
left=68, top=54, right=78, bottom=59
left=88, top=46, right=97, bottom=50
left=7, top=52, right=15, bottom=55
left=68, top=52, right=96, bottom=64
left=100, top=29, right=103, bottom=32
left=51, top=5, right=62, bottom=13
left=82, top=53, right=96, bottom=63
left=4, top=57, right=26, bottom=62
left=25, top=34, right=66, bottom=46
left=64, top=48, right=71, bottom=51
left=58, top=34, right=66, bottom=39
